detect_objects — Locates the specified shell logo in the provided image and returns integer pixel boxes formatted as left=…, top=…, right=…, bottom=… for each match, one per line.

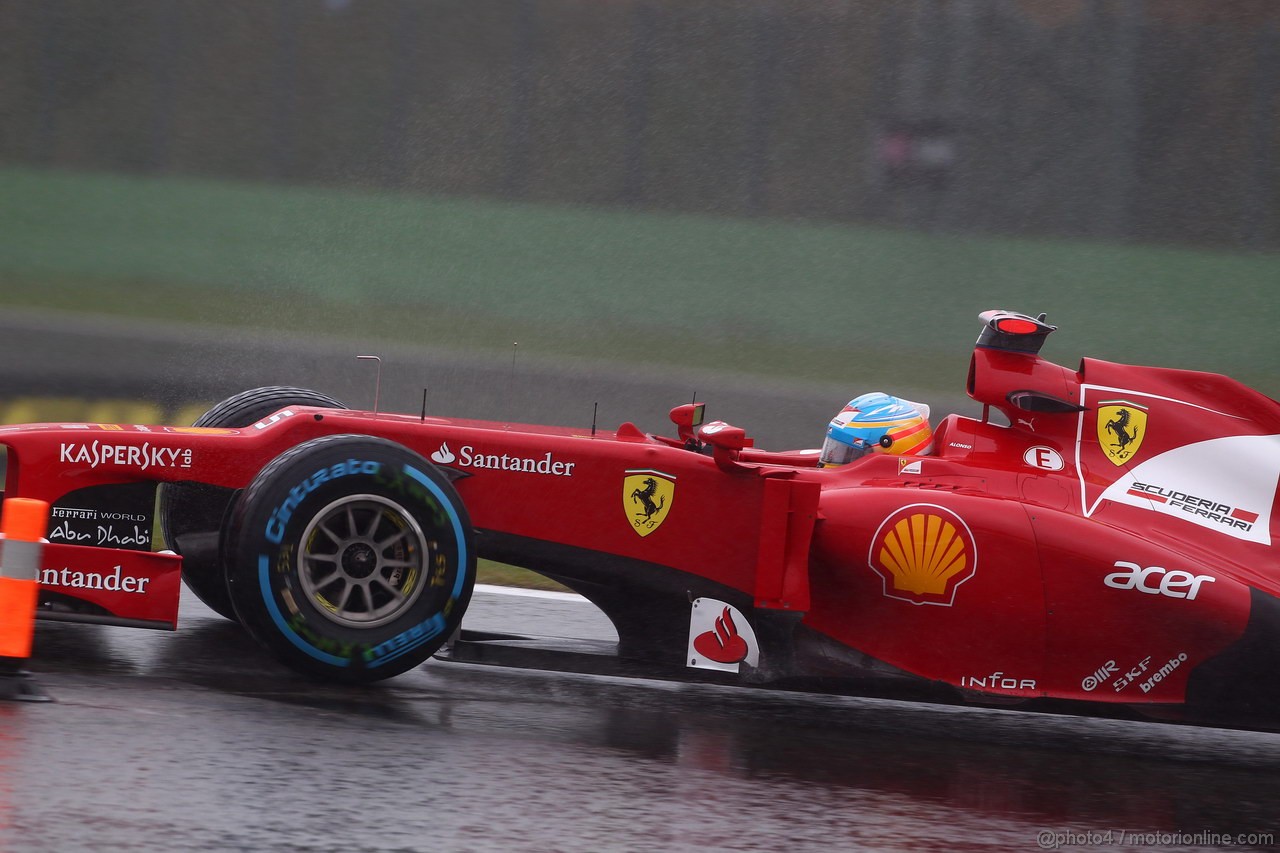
left=868, top=504, right=977, bottom=606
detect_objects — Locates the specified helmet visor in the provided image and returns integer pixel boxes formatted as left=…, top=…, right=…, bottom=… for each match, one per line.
left=820, top=434, right=870, bottom=467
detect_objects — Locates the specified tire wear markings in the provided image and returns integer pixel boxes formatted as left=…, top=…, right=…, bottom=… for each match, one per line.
left=257, top=457, right=386, bottom=666
left=257, top=460, right=470, bottom=668
left=361, top=464, right=471, bottom=667
left=259, top=555, right=350, bottom=667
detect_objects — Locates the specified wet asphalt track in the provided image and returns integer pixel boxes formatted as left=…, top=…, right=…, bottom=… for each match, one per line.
left=11, top=587, right=1280, bottom=853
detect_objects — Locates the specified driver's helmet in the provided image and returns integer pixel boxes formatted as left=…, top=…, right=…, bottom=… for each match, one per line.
left=820, top=392, right=933, bottom=467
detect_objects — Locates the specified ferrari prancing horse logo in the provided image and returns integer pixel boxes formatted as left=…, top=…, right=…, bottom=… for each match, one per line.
left=624, top=469, right=676, bottom=537
left=1097, top=401, right=1148, bottom=466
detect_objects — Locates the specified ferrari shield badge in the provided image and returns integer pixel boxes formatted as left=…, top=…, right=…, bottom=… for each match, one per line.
left=1097, top=401, right=1147, bottom=466
left=624, top=469, right=675, bottom=537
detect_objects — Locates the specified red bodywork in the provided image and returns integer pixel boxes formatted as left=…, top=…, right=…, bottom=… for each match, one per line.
left=2, top=312, right=1278, bottom=716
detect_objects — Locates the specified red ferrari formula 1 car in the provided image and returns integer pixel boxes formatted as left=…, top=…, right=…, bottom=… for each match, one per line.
left=3, top=310, right=1278, bottom=725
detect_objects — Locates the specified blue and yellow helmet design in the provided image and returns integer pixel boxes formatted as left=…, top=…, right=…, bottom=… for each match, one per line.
left=820, top=392, right=933, bottom=467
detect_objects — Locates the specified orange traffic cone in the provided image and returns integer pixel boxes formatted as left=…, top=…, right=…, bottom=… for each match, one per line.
left=0, top=499, right=51, bottom=701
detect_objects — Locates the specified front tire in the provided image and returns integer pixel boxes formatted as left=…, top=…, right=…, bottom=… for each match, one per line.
left=225, top=435, right=475, bottom=683
left=159, top=386, right=347, bottom=620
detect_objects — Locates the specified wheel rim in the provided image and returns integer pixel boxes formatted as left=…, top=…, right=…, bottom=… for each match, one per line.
left=298, top=494, right=431, bottom=629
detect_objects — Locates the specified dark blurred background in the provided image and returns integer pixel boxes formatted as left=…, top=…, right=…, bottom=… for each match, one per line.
left=7, top=0, right=1280, bottom=246
left=5, top=0, right=1274, bottom=245
left=0, top=0, right=1276, bottom=437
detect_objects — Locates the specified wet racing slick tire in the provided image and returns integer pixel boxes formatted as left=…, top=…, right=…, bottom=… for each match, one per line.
left=224, top=434, right=476, bottom=683
left=159, top=386, right=347, bottom=621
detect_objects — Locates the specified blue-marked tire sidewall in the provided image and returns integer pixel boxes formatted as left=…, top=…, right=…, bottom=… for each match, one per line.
left=227, top=435, right=475, bottom=683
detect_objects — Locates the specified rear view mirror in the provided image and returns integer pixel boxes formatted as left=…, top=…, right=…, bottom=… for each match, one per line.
left=699, top=421, right=747, bottom=452
left=669, top=403, right=706, bottom=443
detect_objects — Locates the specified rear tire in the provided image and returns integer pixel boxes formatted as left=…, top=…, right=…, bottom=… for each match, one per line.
left=224, top=434, right=475, bottom=683
left=159, top=387, right=347, bottom=620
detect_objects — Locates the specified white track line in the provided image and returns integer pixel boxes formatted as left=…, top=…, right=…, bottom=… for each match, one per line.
left=474, top=583, right=587, bottom=603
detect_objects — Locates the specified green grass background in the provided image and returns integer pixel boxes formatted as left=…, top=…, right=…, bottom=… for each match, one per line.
left=2, top=165, right=1276, bottom=395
